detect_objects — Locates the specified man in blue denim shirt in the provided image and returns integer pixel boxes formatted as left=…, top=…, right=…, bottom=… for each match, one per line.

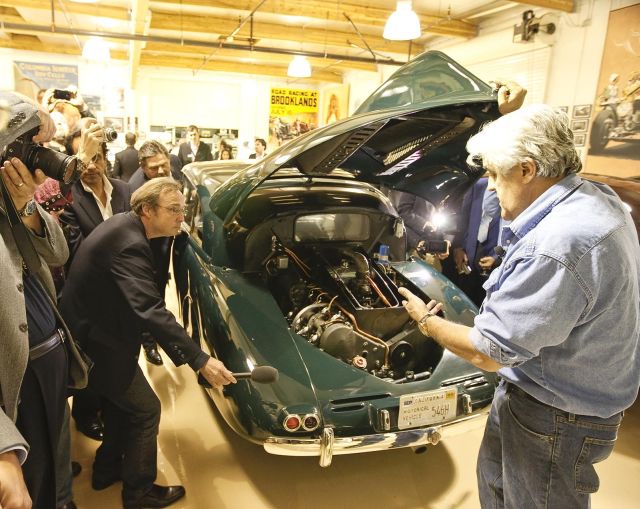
left=400, top=104, right=640, bottom=509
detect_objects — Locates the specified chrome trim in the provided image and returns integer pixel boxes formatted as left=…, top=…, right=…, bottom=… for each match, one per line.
left=462, top=394, right=472, bottom=414
left=380, top=409, right=391, bottom=431
left=264, top=409, right=489, bottom=466
left=319, top=428, right=334, bottom=467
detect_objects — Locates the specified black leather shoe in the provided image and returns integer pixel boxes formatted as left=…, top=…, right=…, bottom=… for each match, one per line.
left=71, top=461, right=82, bottom=477
left=75, top=416, right=104, bottom=441
left=144, top=346, right=163, bottom=366
left=123, top=484, right=186, bottom=508
left=57, top=501, right=77, bottom=509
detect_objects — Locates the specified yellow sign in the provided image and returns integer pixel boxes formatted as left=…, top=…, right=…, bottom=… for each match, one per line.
left=270, top=88, right=319, bottom=117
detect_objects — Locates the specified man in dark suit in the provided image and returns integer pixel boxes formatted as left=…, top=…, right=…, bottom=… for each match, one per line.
left=59, top=177, right=236, bottom=509
left=59, top=140, right=131, bottom=443
left=177, top=125, right=212, bottom=168
left=128, top=140, right=173, bottom=366
left=451, top=177, right=503, bottom=307
left=248, top=137, right=267, bottom=160
left=112, top=132, right=139, bottom=182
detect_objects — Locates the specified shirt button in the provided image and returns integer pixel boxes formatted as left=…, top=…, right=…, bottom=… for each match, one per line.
left=19, top=323, right=28, bottom=333
left=17, top=283, right=24, bottom=292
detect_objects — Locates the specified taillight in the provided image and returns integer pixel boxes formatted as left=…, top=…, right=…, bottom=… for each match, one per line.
left=283, top=415, right=301, bottom=432
left=302, top=414, right=320, bottom=431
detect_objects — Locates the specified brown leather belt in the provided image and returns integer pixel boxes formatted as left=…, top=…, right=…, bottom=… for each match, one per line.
left=29, top=328, right=65, bottom=361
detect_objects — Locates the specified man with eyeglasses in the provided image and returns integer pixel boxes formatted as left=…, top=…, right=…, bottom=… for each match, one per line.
left=128, top=141, right=173, bottom=366
left=60, top=177, right=236, bottom=508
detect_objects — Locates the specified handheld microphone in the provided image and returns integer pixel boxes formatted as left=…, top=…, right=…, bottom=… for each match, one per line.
left=198, top=366, right=279, bottom=388
left=233, top=366, right=279, bottom=384
left=494, top=246, right=506, bottom=268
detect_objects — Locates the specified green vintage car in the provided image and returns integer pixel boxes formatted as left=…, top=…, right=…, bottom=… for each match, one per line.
left=174, top=51, right=500, bottom=467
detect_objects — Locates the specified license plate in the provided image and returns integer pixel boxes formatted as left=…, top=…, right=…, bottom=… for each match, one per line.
left=397, top=387, right=458, bottom=430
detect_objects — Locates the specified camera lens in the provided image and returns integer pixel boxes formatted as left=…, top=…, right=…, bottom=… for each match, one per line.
left=104, top=127, right=118, bottom=142
left=26, top=145, right=79, bottom=184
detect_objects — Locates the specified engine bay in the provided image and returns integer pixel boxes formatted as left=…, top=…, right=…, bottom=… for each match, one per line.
left=262, top=238, right=444, bottom=381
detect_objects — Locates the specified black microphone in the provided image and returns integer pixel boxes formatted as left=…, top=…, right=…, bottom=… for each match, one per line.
left=233, top=366, right=279, bottom=384
left=197, top=366, right=279, bottom=389
left=494, top=246, right=506, bottom=267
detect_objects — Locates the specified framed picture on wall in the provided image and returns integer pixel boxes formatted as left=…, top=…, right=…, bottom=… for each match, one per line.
left=573, top=133, right=586, bottom=147
left=571, top=119, right=588, bottom=132
left=572, top=104, right=592, bottom=118
left=558, top=106, right=569, bottom=114
left=104, top=117, right=125, bottom=133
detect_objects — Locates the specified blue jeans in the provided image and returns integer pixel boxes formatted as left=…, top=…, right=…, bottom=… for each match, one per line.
left=477, top=381, right=623, bottom=509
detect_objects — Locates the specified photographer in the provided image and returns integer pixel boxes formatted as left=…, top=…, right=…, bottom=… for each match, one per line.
left=0, top=91, right=88, bottom=509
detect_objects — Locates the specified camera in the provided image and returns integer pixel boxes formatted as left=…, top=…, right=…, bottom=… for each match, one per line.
left=417, top=239, right=449, bottom=256
left=2, top=127, right=79, bottom=184
left=52, top=89, right=74, bottom=101
left=103, top=127, right=118, bottom=142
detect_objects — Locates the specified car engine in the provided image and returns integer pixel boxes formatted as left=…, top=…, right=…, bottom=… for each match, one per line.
left=263, top=238, right=443, bottom=381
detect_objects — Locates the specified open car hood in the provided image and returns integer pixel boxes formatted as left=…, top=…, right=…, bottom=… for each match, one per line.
left=210, top=51, right=499, bottom=221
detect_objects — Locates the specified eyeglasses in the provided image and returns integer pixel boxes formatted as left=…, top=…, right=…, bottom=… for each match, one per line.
left=157, top=205, right=187, bottom=215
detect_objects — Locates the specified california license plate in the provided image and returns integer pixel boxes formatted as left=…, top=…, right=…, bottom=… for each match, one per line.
left=397, top=387, right=458, bottom=430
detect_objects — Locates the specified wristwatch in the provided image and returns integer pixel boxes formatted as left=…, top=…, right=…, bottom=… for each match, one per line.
left=18, top=199, right=37, bottom=217
left=418, top=312, right=437, bottom=337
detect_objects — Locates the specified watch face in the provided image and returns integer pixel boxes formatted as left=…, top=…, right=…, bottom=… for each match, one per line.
left=21, top=199, right=37, bottom=217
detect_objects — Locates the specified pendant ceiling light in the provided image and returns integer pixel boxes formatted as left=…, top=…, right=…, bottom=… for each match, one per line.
left=82, top=37, right=111, bottom=62
left=383, top=1, right=421, bottom=41
left=287, top=55, right=312, bottom=78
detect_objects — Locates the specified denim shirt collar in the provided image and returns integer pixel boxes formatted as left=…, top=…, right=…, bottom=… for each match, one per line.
left=501, top=174, right=583, bottom=247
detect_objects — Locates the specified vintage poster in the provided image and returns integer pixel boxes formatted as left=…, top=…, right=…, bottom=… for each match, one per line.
left=585, top=4, right=640, bottom=177
left=269, top=88, right=319, bottom=148
left=319, top=84, right=350, bottom=127
left=13, top=61, right=79, bottom=102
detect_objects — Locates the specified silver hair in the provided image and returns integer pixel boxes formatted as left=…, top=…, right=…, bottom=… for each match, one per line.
left=466, top=104, right=582, bottom=178
left=130, top=177, right=181, bottom=215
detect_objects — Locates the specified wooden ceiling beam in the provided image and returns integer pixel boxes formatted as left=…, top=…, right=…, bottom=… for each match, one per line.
left=140, top=53, right=344, bottom=83
left=150, top=10, right=413, bottom=54
left=151, top=0, right=477, bottom=38
left=0, top=33, right=127, bottom=59
left=0, top=0, right=128, bottom=20
left=143, top=41, right=378, bottom=72
left=508, top=0, right=574, bottom=13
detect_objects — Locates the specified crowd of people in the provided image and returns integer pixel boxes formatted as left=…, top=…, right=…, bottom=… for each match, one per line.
left=0, top=78, right=638, bottom=509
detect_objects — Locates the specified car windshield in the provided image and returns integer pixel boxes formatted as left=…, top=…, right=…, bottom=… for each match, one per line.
left=355, top=51, right=492, bottom=114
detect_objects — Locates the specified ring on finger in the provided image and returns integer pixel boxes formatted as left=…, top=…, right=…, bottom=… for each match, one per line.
left=16, top=181, right=25, bottom=188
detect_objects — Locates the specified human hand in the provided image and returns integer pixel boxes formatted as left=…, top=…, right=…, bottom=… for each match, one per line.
left=453, top=247, right=468, bottom=272
left=0, top=451, right=32, bottom=509
left=398, top=287, right=443, bottom=322
left=76, top=122, right=104, bottom=164
left=492, top=80, right=527, bottom=115
left=1, top=157, right=46, bottom=211
left=199, top=358, right=237, bottom=388
left=437, top=240, right=450, bottom=260
left=67, top=86, right=88, bottom=114
left=32, top=108, right=56, bottom=144
left=478, top=256, right=496, bottom=271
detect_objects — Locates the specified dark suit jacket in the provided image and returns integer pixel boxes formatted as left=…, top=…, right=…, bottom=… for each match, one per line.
left=127, top=168, right=147, bottom=193
left=453, top=178, right=501, bottom=265
left=59, top=178, right=131, bottom=266
left=59, top=212, right=208, bottom=395
left=177, top=141, right=213, bottom=168
left=388, top=190, right=437, bottom=250
left=112, top=146, right=139, bottom=182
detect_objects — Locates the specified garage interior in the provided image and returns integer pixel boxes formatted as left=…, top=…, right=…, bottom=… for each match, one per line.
left=1, top=0, right=639, bottom=508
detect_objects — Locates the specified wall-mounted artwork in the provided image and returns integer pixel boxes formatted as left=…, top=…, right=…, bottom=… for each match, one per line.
left=571, top=119, right=588, bottom=132
left=585, top=3, right=640, bottom=177
left=572, top=104, right=592, bottom=118
left=558, top=106, right=569, bottom=114
left=573, top=133, right=586, bottom=147
left=319, top=84, right=350, bottom=127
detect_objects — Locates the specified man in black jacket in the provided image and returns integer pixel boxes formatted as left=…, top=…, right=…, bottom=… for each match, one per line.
left=60, top=177, right=235, bottom=509
left=112, top=132, right=138, bottom=182
left=177, top=125, right=212, bottom=168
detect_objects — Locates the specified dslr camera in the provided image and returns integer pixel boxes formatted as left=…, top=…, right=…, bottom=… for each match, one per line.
left=2, top=126, right=79, bottom=184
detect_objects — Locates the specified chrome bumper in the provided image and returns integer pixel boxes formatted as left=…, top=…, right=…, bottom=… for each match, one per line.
left=263, top=409, right=489, bottom=467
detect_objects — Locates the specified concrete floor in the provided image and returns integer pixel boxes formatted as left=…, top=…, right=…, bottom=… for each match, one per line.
left=70, top=282, right=640, bottom=509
